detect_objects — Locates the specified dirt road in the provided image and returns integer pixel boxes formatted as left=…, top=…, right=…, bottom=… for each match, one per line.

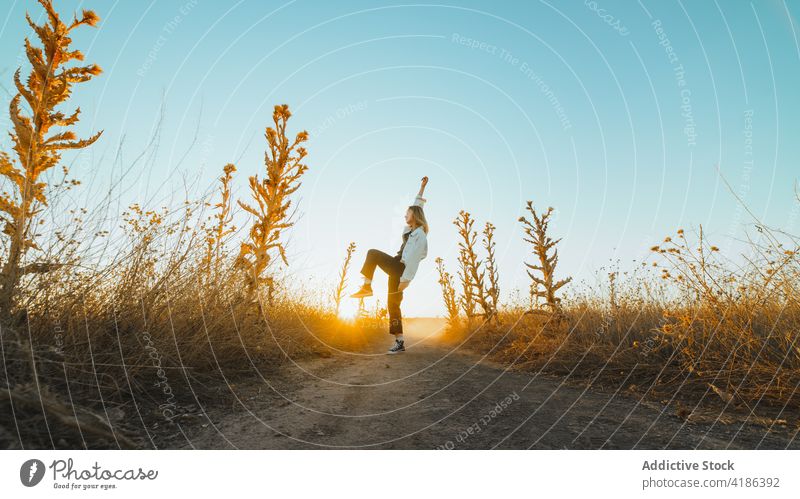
left=180, top=319, right=798, bottom=449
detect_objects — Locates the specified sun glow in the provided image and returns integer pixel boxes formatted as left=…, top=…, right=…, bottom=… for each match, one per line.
left=337, top=298, right=361, bottom=321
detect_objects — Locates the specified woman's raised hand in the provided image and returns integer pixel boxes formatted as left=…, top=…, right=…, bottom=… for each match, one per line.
left=418, top=176, right=428, bottom=196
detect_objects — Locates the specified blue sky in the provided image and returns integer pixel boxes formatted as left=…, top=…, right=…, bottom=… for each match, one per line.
left=1, top=0, right=798, bottom=316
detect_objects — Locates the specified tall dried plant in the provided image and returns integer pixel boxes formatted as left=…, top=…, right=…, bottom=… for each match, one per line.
left=0, top=0, right=102, bottom=317
left=435, top=257, right=459, bottom=326
left=528, top=282, right=539, bottom=309
left=456, top=248, right=476, bottom=319
left=201, top=163, right=236, bottom=287
left=236, top=104, right=308, bottom=298
left=519, top=201, right=571, bottom=311
left=454, top=210, right=490, bottom=319
left=482, top=221, right=500, bottom=322
left=333, top=241, right=356, bottom=316
left=608, top=270, right=618, bottom=314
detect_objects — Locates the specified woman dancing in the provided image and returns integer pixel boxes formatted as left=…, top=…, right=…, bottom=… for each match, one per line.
left=351, top=176, right=430, bottom=354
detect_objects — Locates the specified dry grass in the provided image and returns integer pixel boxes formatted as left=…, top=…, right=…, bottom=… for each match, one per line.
left=440, top=201, right=800, bottom=421
left=1, top=184, right=376, bottom=448
left=3, top=0, right=797, bottom=450
left=0, top=1, right=379, bottom=449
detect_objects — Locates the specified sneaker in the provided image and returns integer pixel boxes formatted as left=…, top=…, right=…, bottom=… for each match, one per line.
left=387, top=339, right=405, bottom=354
left=350, top=283, right=373, bottom=298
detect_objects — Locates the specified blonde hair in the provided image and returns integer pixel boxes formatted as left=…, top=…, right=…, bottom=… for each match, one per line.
left=408, top=205, right=429, bottom=234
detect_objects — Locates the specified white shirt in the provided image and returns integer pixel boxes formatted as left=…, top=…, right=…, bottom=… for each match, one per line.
left=399, top=195, right=428, bottom=283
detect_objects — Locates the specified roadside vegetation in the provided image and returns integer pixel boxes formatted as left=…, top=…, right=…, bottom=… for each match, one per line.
left=437, top=199, right=800, bottom=425
left=0, top=0, right=379, bottom=449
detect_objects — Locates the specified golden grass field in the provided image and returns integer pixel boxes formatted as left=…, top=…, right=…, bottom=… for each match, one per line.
left=1, top=0, right=798, bottom=449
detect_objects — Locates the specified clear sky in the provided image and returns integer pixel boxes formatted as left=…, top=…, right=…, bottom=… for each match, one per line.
left=1, top=0, right=798, bottom=316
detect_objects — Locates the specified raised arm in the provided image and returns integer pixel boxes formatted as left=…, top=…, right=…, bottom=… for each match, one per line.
left=412, top=176, right=429, bottom=207
left=417, top=176, right=428, bottom=198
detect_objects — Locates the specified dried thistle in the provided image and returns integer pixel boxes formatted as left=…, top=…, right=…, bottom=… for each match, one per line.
left=333, top=241, right=356, bottom=316
left=454, top=210, right=490, bottom=319
left=0, top=0, right=103, bottom=316
left=609, top=270, right=618, bottom=313
left=482, top=221, right=500, bottom=322
left=457, top=247, right=476, bottom=319
left=201, top=163, right=236, bottom=286
left=435, top=257, right=459, bottom=327
left=236, top=104, right=308, bottom=299
left=519, top=201, right=571, bottom=311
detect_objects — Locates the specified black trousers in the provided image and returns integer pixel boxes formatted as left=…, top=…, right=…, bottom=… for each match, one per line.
left=360, top=249, right=406, bottom=335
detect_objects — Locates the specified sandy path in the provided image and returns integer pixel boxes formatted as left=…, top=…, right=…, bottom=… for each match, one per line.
left=180, top=319, right=798, bottom=449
